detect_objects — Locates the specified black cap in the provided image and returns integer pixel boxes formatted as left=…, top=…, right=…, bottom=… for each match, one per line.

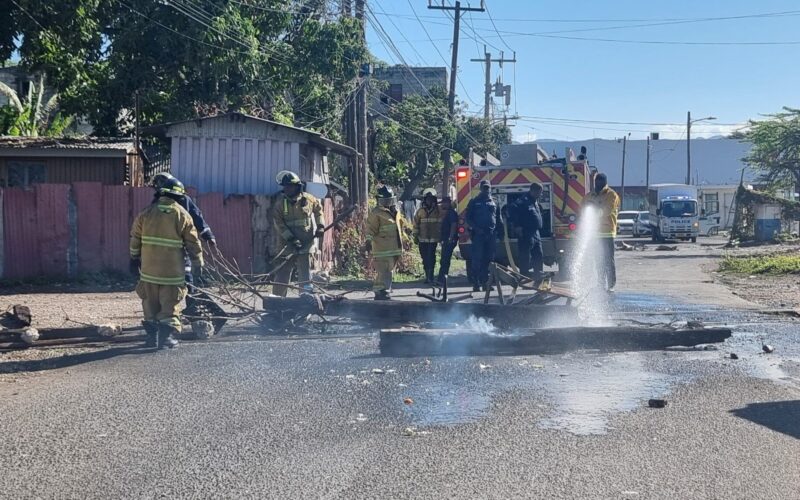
left=480, top=179, right=491, bottom=188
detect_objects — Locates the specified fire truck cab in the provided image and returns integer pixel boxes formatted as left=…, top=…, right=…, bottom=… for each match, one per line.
left=455, top=143, right=597, bottom=277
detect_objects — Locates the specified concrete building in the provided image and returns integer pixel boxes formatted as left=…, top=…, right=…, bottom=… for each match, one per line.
left=143, top=112, right=356, bottom=196
left=370, top=65, right=448, bottom=117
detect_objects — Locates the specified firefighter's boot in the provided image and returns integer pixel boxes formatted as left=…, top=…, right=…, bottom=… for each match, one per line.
left=142, top=321, right=158, bottom=348
left=158, top=324, right=180, bottom=349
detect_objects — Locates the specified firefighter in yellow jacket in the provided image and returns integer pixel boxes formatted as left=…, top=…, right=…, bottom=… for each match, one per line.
left=130, top=176, right=203, bottom=349
left=365, top=185, right=403, bottom=300
left=583, top=172, right=621, bottom=292
left=413, top=188, right=443, bottom=284
left=271, top=170, right=325, bottom=297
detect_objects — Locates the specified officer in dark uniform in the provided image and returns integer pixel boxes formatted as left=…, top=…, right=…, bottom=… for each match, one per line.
left=511, top=182, right=544, bottom=283
left=466, top=179, right=499, bottom=292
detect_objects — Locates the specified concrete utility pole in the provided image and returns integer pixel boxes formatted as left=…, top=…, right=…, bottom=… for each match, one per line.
left=620, top=134, right=629, bottom=207
left=428, top=0, right=485, bottom=198
left=470, top=47, right=516, bottom=121
left=686, top=111, right=716, bottom=185
left=342, top=1, right=359, bottom=204
left=645, top=134, right=651, bottom=191
left=355, top=0, right=369, bottom=207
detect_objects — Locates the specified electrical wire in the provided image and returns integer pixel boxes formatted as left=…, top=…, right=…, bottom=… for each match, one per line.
left=483, top=0, right=514, bottom=52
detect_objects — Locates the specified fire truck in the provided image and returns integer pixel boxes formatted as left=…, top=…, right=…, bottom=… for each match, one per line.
left=455, top=143, right=597, bottom=277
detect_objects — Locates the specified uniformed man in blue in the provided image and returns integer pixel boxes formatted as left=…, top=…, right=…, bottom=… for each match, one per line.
left=465, top=179, right=499, bottom=292
left=511, top=182, right=544, bottom=283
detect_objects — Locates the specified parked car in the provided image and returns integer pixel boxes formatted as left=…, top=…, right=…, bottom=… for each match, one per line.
left=617, top=211, right=638, bottom=236
left=633, top=211, right=652, bottom=237
left=699, top=214, right=721, bottom=236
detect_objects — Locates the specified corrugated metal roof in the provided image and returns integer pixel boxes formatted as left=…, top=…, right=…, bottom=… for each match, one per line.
left=0, top=136, right=135, bottom=151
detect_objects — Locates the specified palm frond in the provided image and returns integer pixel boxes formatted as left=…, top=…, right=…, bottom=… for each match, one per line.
left=0, top=81, right=23, bottom=112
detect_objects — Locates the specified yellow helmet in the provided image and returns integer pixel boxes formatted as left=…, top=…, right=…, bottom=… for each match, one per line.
left=276, top=170, right=302, bottom=186
left=422, top=188, right=437, bottom=198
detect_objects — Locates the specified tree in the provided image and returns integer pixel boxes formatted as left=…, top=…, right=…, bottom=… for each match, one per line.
left=0, top=74, right=74, bottom=136
left=372, top=87, right=456, bottom=200
left=744, top=107, right=800, bottom=192
left=453, top=116, right=511, bottom=159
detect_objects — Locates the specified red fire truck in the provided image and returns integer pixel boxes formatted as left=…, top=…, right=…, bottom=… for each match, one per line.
left=455, top=143, right=597, bottom=276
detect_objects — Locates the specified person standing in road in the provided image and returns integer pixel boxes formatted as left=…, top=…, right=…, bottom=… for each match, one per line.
left=271, top=170, right=325, bottom=297
left=584, top=172, right=621, bottom=292
left=466, top=179, right=499, bottom=292
left=413, top=188, right=443, bottom=284
left=130, top=177, right=203, bottom=349
left=365, top=185, right=404, bottom=300
left=151, top=172, right=215, bottom=311
left=437, top=196, right=459, bottom=285
left=511, top=182, right=545, bottom=284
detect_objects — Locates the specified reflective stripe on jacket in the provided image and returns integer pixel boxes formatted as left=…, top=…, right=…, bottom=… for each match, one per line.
left=130, top=197, right=203, bottom=286
left=272, top=192, right=324, bottom=255
left=367, top=206, right=404, bottom=258
left=413, top=205, right=443, bottom=243
left=584, top=186, right=621, bottom=237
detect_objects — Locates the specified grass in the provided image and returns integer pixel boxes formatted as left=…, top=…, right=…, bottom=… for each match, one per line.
left=719, top=253, right=800, bottom=275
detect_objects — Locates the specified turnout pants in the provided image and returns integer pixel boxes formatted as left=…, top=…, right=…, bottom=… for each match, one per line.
left=418, top=242, right=438, bottom=281
left=599, top=237, right=616, bottom=289
left=136, top=281, right=187, bottom=331
left=273, top=253, right=311, bottom=297
left=517, top=236, right=544, bottom=279
left=470, top=233, right=494, bottom=286
left=373, top=256, right=399, bottom=292
left=438, top=239, right=457, bottom=280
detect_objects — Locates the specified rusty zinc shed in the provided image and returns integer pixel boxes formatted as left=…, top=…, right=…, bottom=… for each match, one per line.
left=143, top=112, right=357, bottom=195
left=0, top=136, right=142, bottom=188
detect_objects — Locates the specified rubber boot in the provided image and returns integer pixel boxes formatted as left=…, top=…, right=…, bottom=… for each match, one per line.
left=142, top=321, right=158, bottom=348
left=374, top=290, right=391, bottom=301
left=158, top=324, right=179, bottom=349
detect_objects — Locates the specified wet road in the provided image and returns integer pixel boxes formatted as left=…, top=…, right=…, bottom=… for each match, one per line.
left=1, top=292, right=799, bottom=499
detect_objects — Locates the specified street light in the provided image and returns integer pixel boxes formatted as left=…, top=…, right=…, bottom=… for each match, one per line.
left=687, top=112, right=716, bottom=185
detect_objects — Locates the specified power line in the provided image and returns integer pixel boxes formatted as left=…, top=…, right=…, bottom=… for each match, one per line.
left=514, top=115, right=742, bottom=127
left=483, top=1, right=514, bottom=52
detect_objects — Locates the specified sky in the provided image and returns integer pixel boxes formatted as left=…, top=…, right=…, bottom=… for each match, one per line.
left=365, top=0, right=800, bottom=143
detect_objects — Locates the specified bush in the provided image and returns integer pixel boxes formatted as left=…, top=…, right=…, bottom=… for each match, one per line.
left=719, top=253, right=800, bottom=275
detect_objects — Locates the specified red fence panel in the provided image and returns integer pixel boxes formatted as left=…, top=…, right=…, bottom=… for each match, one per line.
left=102, top=185, right=132, bottom=272
left=73, top=182, right=104, bottom=273
left=35, top=184, right=70, bottom=276
left=3, top=188, right=40, bottom=279
left=131, top=187, right=153, bottom=222
left=196, top=193, right=253, bottom=273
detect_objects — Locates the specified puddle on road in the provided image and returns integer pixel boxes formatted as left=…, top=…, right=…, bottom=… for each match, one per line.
left=406, top=382, right=492, bottom=426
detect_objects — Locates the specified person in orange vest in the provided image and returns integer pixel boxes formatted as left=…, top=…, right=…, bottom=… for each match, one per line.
left=583, top=172, right=620, bottom=292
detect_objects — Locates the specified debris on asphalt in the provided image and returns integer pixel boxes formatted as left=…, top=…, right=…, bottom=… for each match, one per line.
left=345, top=374, right=356, bottom=379
left=20, top=327, right=39, bottom=345
left=402, top=427, right=417, bottom=437
left=479, top=363, right=492, bottom=371
left=1, top=305, right=33, bottom=329
left=403, top=397, right=414, bottom=405
left=655, top=245, right=678, bottom=251
left=762, top=344, right=775, bottom=354
left=355, top=413, right=367, bottom=422
left=729, top=353, right=739, bottom=360
left=96, top=323, right=122, bottom=338
left=371, top=368, right=385, bottom=374
left=648, top=399, right=667, bottom=408
left=191, top=320, right=215, bottom=339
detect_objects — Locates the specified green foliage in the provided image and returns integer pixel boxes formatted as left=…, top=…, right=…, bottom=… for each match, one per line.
left=719, top=253, right=800, bottom=275
left=453, top=116, right=512, bottom=158
left=743, top=107, right=800, bottom=191
left=0, top=73, right=74, bottom=136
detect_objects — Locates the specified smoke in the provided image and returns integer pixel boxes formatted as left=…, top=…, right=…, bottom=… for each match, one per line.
left=460, top=315, right=498, bottom=335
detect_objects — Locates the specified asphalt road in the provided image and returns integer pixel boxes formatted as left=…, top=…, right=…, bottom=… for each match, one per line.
left=1, top=239, right=799, bottom=499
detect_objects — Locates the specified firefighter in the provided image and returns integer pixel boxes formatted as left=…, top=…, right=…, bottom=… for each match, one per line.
left=271, top=170, right=325, bottom=297
left=511, top=182, right=544, bottom=283
left=583, top=172, right=621, bottom=292
left=150, top=172, right=215, bottom=311
left=437, top=196, right=459, bottom=285
left=365, top=185, right=403, bottom=300
left=130, top=177, right=203, bottom=349
left=413, top=188, right=442, bottom=284
left=466, top=179, right=499, bottom=292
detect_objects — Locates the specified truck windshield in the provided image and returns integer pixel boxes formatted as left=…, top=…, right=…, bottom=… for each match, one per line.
left=662, top=200, right=697, bottom=218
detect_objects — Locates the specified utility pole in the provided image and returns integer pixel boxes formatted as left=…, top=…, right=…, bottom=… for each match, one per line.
left=470, top=47, right=516, bottom=121
left=620, top=134, right=628, bottom=208
left=355, top=0, right=369, bottom=207
left=342, top=1, right=359, bottom=204
left=686, top=111, right=691, bottom=186
left=645, top=134, right=651, bottom=191
left=429, top=0, right=485, bottom=198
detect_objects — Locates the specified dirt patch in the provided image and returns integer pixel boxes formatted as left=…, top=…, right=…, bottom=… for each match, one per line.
left=714, top=242, right=800, bottom=310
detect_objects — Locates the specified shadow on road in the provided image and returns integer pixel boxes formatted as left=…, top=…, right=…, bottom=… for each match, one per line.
left=730, top=400, right=800, bottom=439
left=631, top=254, right=718, bottom=260
left=0, top=346, right=147, bottom=374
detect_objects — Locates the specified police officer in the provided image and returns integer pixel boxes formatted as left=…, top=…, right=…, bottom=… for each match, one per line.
left=365, top=186, right=403, bottom=300
left=271, top=170, right=325, bottom=297
left=130, top=177, right=203, bottom=349
left=413, top=188, right=442, bottom=284
left=151, top=173, right=215, bottom=311
left=466, top=179, right=499, bottom=292
left=583, top=172, right=621, bottom=292
left=511, top=182, right=544, bottom=283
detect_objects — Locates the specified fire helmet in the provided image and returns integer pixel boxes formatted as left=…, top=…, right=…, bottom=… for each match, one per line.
left=422, top=188, right=437, bottom=198
left=152, top=172, right=176, bottom=190
left=157, top=176, right=186, bottom=197
left=277, top=170, right=302, bottom=186
left=376, top=185, right=396, bottom=207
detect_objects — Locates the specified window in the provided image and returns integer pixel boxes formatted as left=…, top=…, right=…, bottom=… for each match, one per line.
left=389, top=83, right=403, bottom=103
left=703, top=193, right=719, bottom=215
left=7, top=162, right=46, bottom=188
